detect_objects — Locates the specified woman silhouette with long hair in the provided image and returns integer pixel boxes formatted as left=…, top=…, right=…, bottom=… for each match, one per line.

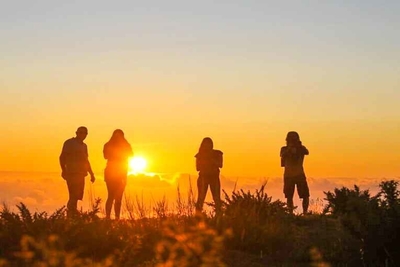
left=103, top=129, right=133, bottom=219
left=195, top=137, right=223, bottom=214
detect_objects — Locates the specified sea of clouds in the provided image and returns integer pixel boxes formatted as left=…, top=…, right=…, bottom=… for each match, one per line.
left=0, top=171, right=387, bottom=216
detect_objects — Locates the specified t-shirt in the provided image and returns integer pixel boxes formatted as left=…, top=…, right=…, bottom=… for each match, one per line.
left=103, top=141, right=133, bottom=177
left=195, top=149, right=223, bottom=173
left=60, top=137, right=89, bottom=175
left=280, top=145, right=309, bottom=177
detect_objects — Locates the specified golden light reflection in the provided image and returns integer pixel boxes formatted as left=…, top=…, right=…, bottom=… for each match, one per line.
left=128, top=156, right=147, bottom=175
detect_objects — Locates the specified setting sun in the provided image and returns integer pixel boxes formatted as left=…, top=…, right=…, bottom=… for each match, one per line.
left=129, top=156, right=147, bottom=174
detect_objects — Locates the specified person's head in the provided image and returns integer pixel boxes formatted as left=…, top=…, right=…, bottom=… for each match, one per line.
left=286, top=131, right=300, bottom=145
left=110, top=129, right=125, bottom=142
left=199, top=137, right=213, bottom=152
left=75, top=126, right=88, bottom=142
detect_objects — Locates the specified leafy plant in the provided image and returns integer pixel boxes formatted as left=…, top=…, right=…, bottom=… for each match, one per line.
left=324, top=180, right=400, bottom=266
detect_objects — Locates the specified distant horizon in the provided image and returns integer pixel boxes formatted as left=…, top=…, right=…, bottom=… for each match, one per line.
left=0, top=171, right=389, bottom=215
left=0, top=169, right=397, bottom=179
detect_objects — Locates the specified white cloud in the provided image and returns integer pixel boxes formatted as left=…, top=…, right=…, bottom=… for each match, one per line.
left=0, top=171, right=397, bottom=215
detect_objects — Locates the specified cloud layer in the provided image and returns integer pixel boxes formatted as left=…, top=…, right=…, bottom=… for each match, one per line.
left=0, top=171, right=393, bottom=215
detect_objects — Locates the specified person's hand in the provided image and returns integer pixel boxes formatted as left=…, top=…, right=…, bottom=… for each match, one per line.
left=90, top=174, right=96, bottom=183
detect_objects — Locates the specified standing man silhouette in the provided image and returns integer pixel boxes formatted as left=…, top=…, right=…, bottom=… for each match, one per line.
left=60, top=126, right=95, bottom=216
left=195, top=137, right=223, bottom=215
left=280, top=131, right=310, bottom=214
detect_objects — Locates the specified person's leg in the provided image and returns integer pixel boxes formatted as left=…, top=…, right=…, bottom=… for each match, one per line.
left=302, top=197, right=309, bottom=214
left=209, top=174, right=221, bottom=215
left=196, top=174, right=209, bottom=212
left=76, top=176, right=85, bottom=202
left=114, top=181, right=126, bottom=219
left=105, top=181, right=115, bottom=219
left=287, top=198, right=294, bottom=214
left=297, top=174, right=310, bottom=214
left=66, top=194, right=78, bottom=217
left=284, top=176, right=295, bottom=214
left=66, top=176, right=84, bottom=217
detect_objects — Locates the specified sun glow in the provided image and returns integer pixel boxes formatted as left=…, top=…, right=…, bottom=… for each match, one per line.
left=128, top=156, right=147, bottom=174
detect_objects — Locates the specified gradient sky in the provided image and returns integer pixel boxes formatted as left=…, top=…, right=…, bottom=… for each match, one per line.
left=1, top=1, right=399, bottom=179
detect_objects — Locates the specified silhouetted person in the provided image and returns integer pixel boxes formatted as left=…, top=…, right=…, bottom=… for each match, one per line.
left=103, top=129, right=133, bottom=219
left=280, top=131, right=310, bottom=214
left=195, top=137, right=223, bottom=214
left=59, top=126, right=96, bottom=217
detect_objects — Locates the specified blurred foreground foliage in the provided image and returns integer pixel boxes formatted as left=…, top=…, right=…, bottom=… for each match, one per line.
left=0, top=180, right=399, bottom=266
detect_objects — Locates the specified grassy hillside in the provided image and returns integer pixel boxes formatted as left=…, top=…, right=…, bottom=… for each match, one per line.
left=0, top=181, right=399, bottom=266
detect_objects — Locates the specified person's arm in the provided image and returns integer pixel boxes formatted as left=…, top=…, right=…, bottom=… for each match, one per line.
left=87, top=160, right=95, bottom=182
left=214, top=150, right=223, bottom=168
left=280, top=146, right=290, bottom=157
left=85, top=145, right=95, bottom=183
left=103, top=144, right=109, bottom=160
left=280, top=147, right=286, bottom=167
left=59, top=141, right=68, bottom=179
left=195, top=154, right=201, bottom=172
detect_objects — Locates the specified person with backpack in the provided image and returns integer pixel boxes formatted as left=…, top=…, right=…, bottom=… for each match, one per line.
left=195, top=137, right=223, bottom=214
left=280, top=131, right=310, bottom=214
left=103, top=129, right=133, bottom=219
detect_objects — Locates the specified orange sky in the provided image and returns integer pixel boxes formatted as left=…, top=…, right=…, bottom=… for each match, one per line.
left=1, top=1, right=399, bottom=180
left=0, top=118, right=399, bottom=179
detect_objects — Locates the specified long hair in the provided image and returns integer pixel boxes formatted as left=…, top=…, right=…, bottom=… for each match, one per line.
left=198, top=137, right=213, bottom=154
left=286, top=131, right=302, bottom=146
left=285, top=131, right=304, bottom=160
left=107, top=129, right=128, bottom=145
left=104, top=129, right=132, bottom=160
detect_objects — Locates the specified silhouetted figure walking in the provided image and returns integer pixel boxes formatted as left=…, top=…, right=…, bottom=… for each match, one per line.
left=280, top=131, right=310, bottom=214
left=59, top=126, right=96, bottom=217
left=103, top=129, right=133, bottom=219
left=195, top=137, right=223, bottom=214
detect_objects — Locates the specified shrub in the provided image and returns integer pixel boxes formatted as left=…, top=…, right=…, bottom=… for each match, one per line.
left=324, top=180, right=400, bottom=266
left=155, top=218, right=229, bottom=267
left=221, top=184, right=289, bottom=253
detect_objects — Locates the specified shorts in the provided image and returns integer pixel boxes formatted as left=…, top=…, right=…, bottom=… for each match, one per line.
left=104, top=166, right=127, bottom=182
left=284, top=174, right=310, bottom=199
left=66, top=174, right=85, bottom=200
